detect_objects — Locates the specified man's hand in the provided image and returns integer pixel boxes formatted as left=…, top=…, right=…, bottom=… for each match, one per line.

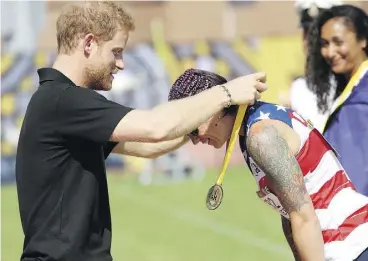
left=223, top=72, right=267, bottom=105
left=246, top=120, right=325, bottom=261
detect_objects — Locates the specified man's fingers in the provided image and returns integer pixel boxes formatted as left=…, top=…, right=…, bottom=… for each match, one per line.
left=255, top=81, right=268, bottom=93
left=254, top=91, right=261, bottom=101
left=253, top=72, right=267, bottom=83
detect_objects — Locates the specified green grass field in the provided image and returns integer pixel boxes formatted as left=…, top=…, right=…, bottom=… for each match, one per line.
left=2, top=167, right=293, bottom=261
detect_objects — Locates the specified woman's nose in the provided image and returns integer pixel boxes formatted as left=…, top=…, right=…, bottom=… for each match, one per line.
left=327, top=45, right=338, bottom=60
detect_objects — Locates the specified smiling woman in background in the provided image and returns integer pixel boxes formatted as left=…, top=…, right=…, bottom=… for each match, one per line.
left=288, top=0, right=342, bottom=132
left=306, top=4, right=368, bottom=196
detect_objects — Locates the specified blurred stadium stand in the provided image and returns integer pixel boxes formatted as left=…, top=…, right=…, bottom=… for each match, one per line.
left=2, top=1, right=367, bottom=184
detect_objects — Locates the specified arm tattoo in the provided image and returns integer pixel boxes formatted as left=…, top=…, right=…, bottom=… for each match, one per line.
left=281, top=216, right=302, bottom=261
left=246, top=124, right=309, bottom=213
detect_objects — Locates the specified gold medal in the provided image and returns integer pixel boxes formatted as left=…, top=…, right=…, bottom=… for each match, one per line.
left=206, top=184, right=223, bottom=210
left=205, top=105, right=247, bottom=210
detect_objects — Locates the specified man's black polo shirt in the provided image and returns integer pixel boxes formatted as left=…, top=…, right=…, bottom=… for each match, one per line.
left=16, top=68, right=132, bottom=261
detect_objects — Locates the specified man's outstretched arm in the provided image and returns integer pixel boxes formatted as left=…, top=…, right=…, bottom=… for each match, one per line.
left=112, top=136, right=189, bottom=158
left=110, top=72, right=267, bottom=143
left=246, top=120, right=324, bottom=261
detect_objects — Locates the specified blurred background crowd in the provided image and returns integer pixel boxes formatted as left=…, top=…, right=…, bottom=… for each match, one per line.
left=1, top=1, right=368, bottom=261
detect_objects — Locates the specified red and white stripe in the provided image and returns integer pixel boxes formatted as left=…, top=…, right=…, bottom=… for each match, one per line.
left=294, top=121, right=368, bottom=260
left=251, top=115, right=368, bottom=260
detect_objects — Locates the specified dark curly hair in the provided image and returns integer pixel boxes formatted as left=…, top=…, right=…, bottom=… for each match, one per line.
left=168, top=68, right=238, bottom=115
left=306, top=4, right=368, bottom=113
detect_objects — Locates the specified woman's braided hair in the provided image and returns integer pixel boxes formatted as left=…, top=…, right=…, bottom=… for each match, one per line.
left=168, top=68, right=238, bottom=115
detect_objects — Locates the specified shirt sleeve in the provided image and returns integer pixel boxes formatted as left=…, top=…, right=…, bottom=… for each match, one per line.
left=103, top=141, right=118, bottom=159
left=56, top=86, right=133, bottom=144
left=246, top=102, right=294, bottom=131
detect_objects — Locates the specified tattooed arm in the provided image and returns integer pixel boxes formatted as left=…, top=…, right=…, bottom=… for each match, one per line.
left=246, top=120, right=324, bottom=261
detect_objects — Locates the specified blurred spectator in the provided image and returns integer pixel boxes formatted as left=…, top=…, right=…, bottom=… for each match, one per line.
left=1, top=1, right=46, bottom=54
left=288, top=0, right=343, bottom=132
left=306, top=4, right=368, bottom=196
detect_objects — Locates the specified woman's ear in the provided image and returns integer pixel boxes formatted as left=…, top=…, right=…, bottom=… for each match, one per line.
left=360, top=38, right=367, bottom=50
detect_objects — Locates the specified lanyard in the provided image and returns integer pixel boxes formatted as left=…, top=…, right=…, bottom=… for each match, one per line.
left=321, top=60, right=368, bottom=133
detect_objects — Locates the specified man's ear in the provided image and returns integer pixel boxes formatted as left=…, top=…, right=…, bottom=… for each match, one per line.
left=83, top=33, right=95, bottom=56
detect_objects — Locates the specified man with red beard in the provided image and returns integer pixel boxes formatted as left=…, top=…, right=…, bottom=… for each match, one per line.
left=15, top=2, right=267, bottom=261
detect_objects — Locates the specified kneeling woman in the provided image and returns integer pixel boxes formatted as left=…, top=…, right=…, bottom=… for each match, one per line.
left=168, top=69, right=368, bottom=261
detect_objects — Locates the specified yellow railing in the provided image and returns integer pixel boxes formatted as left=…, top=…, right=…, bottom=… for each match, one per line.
left=1, top=54, right=14, bottom=75
left=232, top=35, right=305, bottom=103
left=150, top=18, right=181, bottom=84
